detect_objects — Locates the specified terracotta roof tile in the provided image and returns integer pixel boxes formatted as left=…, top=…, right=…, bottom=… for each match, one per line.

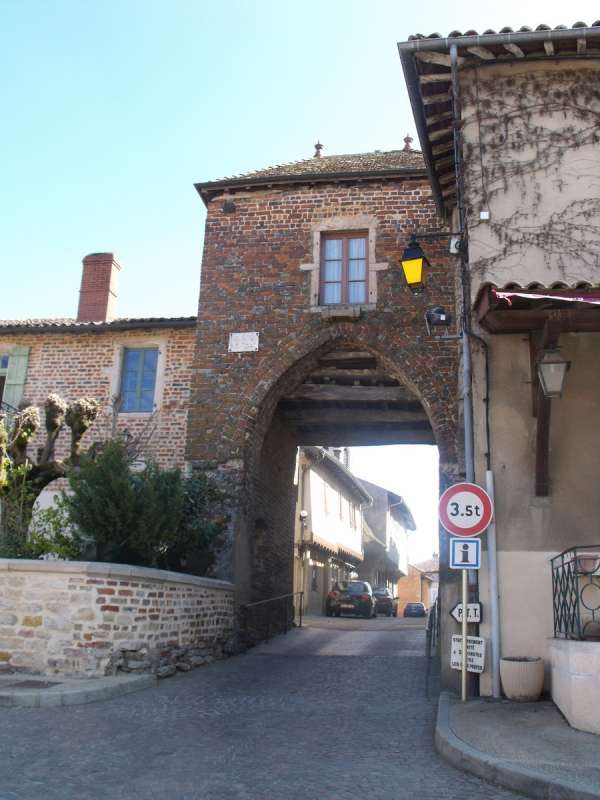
left=0, top=317, right=196, bottom=332
left=222, top=149, right=424, bottom=181
left=197, top=149, right=426, bottom=194
left=407, top=21, right=600, bottom=40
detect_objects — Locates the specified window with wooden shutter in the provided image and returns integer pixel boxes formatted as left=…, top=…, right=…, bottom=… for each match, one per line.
left=3, top=346, right=30, bottom=409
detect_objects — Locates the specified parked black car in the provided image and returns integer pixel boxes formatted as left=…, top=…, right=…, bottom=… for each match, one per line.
left=373, top=587, right=395, bottom=617
left=327, top=581, right=376, bottom=618
left=403, top=601, right=427, bottom=618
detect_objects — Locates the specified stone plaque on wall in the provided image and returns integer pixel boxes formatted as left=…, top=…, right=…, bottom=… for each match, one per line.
left=228, top=332, right=259, bottom=352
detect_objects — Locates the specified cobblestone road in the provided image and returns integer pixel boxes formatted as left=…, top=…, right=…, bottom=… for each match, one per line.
left=0, top=617, right=524, bottom=800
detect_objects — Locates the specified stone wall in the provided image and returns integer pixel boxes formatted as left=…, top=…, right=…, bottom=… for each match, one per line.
left=0, top=560, right=234, bottom=678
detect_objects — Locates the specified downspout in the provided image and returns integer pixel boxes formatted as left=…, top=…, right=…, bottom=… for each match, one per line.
left=450, top=43, right=479, bottom=698
left=450, top=43, right=474, bottom=482
left=450, top=46, right=501, bottom=698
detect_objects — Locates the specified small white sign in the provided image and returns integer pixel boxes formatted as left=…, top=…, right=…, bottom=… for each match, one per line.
left=451, top=635, right=485, bottom=673
left=449, top=537, right=481, bottom=569
left=450, top=602, right=481, bottom=624
left=228, top=332, right=259, bottom=352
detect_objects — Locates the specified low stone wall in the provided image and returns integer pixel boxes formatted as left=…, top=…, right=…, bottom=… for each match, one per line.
left=0, top=559, right=235, bottom=678
left=548, top=638, right=600, bottom=735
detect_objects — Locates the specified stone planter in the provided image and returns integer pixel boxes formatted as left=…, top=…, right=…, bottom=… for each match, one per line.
left=500, top=656, right=544, bottom=701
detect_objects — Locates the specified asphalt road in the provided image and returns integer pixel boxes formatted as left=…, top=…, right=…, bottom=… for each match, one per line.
left=0, top=615, right=525, bottom=800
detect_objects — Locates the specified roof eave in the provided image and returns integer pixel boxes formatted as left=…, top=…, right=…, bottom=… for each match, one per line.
left=0, top=318, right=197, bottom=335
left=399, top=49, right=449, bottom=217
left=397, top=26, right=600, bottom=54
left=195, top=165, right=428, bottom=205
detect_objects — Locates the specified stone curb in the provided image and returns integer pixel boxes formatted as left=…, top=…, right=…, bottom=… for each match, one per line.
left=435, top=691, right=600, bottom=800
left=0, top=674, right=157, bottom=709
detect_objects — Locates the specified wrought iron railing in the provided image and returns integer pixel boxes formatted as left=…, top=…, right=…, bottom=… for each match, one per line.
left=240, top=591, right=304, bottom=644
left=0, top=400, right=17, bottom=434
left=551, top=546, right=600, bottom=640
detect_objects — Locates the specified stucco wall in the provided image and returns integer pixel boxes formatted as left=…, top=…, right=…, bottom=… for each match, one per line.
left=473, top=332, right=600, bottom=553
left=0, top=560, right=234, bottom=678
left=308, top=467, right=363, bottom=559
left=478, top=551, right=554, bottom=696
left=549, top=638, right=600, bottom=735
left=460, top=60, right=600, bottom=292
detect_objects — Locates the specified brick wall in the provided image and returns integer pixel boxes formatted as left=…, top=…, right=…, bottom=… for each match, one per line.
left=0, top=560, right=234, bottom=678
left=0, top=325, right=195, bottom=475
left=396, top=565, right=430, bottom=609
left=187, top=177, right=462, bottom=598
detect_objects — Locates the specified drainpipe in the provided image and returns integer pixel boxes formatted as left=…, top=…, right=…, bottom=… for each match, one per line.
left=451, top=43, right=479, bottom=699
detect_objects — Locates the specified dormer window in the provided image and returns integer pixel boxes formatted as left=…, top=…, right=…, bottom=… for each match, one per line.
left=320, top=233, right=367, bottom=305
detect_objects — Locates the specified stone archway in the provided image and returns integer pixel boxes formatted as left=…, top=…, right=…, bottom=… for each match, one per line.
left=193, top=326, right=460, bottom=605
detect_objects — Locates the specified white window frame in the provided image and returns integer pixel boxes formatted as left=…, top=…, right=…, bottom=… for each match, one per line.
left=110, top=337, right=167, bottom=417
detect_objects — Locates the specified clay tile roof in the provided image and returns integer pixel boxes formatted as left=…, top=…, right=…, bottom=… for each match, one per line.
left=224, top=149, right=425, bottom=180
left=0, top=317, right=197, bottom=333
left=195, top=149, right=426, bottom=203
left=406, top=21, right=600, bottom=40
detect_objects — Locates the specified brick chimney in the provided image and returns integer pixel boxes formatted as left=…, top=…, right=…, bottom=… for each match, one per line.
left=77, top=253, right=121, bottom=322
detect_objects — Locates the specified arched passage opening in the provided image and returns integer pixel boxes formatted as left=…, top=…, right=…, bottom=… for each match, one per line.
left=238, top=335, right=459, bottom=617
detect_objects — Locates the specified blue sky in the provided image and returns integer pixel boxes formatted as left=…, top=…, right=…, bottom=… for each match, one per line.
left=3, top=0, right=594, bottom=321
left=3, top=1, right=595, bottom=559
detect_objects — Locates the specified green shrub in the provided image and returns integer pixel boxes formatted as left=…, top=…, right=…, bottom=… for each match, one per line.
left=62, top=438, right=226, bottom=574
left=0, top=496, right=84, bottom=560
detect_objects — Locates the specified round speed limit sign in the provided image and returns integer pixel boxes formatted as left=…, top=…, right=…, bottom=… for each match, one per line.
left=439, top=482, right=493, bottom=537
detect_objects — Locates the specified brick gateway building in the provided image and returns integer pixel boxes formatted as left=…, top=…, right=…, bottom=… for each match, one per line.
left=189, top=148, right=462, bottom=604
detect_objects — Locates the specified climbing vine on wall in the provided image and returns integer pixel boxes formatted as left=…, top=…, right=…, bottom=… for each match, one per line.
left=461, top=68, right=600, bottom=281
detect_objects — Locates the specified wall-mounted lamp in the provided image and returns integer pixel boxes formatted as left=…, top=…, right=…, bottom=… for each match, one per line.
left=400, top=237, right=429, bottom=293
left=537, top=348, right=570, bottom=399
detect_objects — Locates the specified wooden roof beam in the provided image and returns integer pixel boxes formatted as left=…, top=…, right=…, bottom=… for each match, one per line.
left=503, top=43, right=525, bottom=58
left=416, top=51, right=465, bottom=67
left=422, top=92, right=451, bottom=106
left=435, top=155, right=455, bottom=170
left=426, top=111, right=454, bottom=127
left=428, top=125, right=453, bottom=142
left=419, top=73, right=452, bottom=84
left=466, top=46, right=496, bottom=61
left=431, top=141, right=454, bottom=157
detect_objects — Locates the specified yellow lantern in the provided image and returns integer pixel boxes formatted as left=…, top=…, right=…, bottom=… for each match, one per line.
left=400, top=238, right=429, bottom=292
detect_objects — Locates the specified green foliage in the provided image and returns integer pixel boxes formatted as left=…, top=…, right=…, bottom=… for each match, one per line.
left=62, top=438, right=226, bottom=574
left=0, top=496, right=84, bottom=560
left=156, top=475, right=227, bottom=575
left=0, top=461, right=37, bottom=553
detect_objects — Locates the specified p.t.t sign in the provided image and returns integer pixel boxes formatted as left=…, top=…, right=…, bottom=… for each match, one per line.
left=438, top=482, right=493, bottom=538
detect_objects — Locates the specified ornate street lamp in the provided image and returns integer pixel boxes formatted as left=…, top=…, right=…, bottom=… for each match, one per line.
left=400, top=237, right=429, bottom=293
left=537, top=348, right=570, bottom=399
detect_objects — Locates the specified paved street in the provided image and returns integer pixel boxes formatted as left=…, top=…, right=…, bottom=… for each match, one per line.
left=0, top=616, right=524, bottom=800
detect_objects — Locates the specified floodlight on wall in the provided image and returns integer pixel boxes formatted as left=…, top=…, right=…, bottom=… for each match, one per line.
left=537, top=348, right=570, bottom=399
left=400, top=237, right=429, bottom=293
left=425, top=306, right=452, bottom=335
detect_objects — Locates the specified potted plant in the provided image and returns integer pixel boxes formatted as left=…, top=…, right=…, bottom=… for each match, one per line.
left=500, top=656, right=544, bottom=701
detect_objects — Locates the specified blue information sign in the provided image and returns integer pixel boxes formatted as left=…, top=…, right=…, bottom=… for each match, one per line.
left=449, top=537, right=481, bottom=570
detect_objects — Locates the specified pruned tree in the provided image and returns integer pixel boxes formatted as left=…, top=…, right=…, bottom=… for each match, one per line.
left=0, top=393, right=99, bottom=544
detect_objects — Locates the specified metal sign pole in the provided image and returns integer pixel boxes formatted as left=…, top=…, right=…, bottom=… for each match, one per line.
left=461, top=568, right=468, bottom=701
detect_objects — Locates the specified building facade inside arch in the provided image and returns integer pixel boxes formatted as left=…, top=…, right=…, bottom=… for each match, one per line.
left=187, top=149, right=464, bottom=610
